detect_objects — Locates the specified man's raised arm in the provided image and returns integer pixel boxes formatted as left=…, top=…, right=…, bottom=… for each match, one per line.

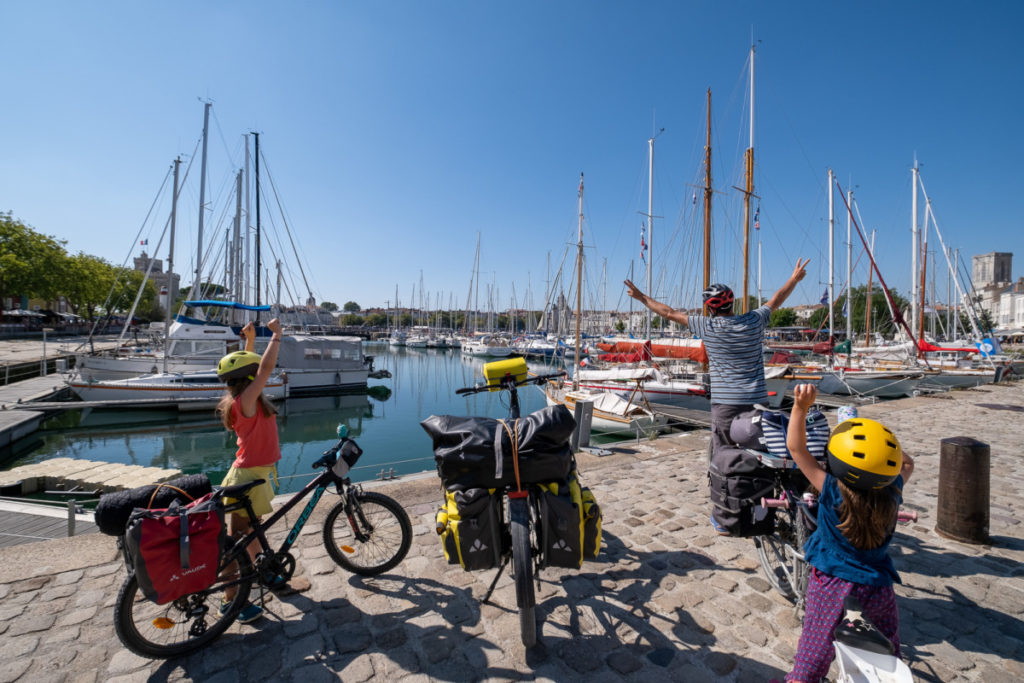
left=624, top=279, right=689, bottom=326
left=765, top=258, right=810, bottom=312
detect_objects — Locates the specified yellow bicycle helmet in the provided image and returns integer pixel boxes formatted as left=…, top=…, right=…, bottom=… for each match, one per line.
left=826, top=418, right=902, bottom=491
left=217, top=350, right=261, bottom=382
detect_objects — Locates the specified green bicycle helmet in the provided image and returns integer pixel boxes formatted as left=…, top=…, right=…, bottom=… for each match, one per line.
left=217, top=350, right=261, bottom=382
left=826, top=418, right=903, bottom=491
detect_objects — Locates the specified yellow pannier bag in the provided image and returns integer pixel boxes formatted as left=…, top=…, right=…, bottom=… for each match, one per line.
left=435, top=488, right=501, bottom=571
left=579, top=481, right=602, bottom=560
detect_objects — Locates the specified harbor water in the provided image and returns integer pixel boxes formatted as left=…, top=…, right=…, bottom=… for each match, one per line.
left=3, top=345, right=567, bottom=494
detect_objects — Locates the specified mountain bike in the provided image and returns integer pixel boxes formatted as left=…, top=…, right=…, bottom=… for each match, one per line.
left=113, top=425, right=413, bottom=658
left=756, top=453, right=917, bottom=611
left=451, top=362, right=568, bottom=647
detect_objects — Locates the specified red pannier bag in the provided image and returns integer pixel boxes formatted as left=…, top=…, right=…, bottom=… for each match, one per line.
left=125, top=487, right=226, bottom=604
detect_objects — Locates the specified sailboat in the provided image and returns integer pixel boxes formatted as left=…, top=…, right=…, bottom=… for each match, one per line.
left=72, top=106, right=375, bottom=396
left=543, top=174, right=666, bottom=435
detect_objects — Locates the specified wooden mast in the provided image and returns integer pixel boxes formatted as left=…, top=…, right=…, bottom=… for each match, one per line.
left=703, top=89, right=713, bottom=304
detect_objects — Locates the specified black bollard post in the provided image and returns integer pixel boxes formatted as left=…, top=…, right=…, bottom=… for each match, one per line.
left=935, top=436, right=990, bottom=544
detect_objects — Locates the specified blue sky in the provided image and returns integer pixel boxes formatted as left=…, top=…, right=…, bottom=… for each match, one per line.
left=2, top=1, right=1021, bottom=314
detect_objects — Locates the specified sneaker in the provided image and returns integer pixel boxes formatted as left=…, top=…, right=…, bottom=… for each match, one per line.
left=710, top=514, right=730, bottom=537
left=264, top=574, right=288, bottom=590
left=221, top=599, right=263, bottom=624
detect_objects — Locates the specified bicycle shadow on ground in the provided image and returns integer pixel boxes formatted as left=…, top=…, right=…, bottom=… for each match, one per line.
left=892, top=531, right=1024, bottom=579
left=145, top=573, right=530, bottom=682
left=526, top=530, right=788, bottom=680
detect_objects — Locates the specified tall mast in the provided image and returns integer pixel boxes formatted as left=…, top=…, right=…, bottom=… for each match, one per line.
left=244, top=135, right=252, bottom=311
left=846, top=185, right=853, bottom=343
left=918, top=199, right=930, bottom=348
left=253, top=131, right=262, bottom=322
left=646, top=135, right=653, bottom=338
left=574, top=173, right=583, bottom=391
left=911, top=159, right=920, bottom=338
left=702, top=89, right=713, bottom=300
left=233, top=169, right=243, bottom=321
left=865, top=230, right=875, bottom=346
left=195, top=101, right=211, bottom=295
left=163, top=157, right=181, bottom=374
left=828, top=168, right=835, bottom=361
left=741, top=45, right=755, bottom=314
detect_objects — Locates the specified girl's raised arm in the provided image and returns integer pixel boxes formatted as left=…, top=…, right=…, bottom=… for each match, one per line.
left=786, top=384, right=826, bottom=491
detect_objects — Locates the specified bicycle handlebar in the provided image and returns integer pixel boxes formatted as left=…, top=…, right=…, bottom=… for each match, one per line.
left=760, top=493, right=920, bottom=524
left=311, top=436, right=349, bottom=469
left=455, top=371, right=566, bottom=397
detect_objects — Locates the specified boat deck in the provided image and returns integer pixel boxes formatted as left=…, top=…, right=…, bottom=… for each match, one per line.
left=647, top=402, right=712, bottom=428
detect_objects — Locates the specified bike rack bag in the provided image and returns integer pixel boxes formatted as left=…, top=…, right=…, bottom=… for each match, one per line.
left=730, top=408, right=830, bottom=461
left=422, top=405, right=576, bottom=491
left=124, top=489, right=226, bottom=604
left=95, top=474, right=213, bottom=536
left=435, top=488, right=503, bottom=571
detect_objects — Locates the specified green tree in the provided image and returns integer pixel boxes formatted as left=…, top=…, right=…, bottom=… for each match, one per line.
left=770, top=308, right=798, bottom=327
left=341, top=313, right=362, bottom=326
left=343, top=301, right=360, bottom=313
left=615, top=320, right=626, bottom=333
left=63, top=253, right=115, bottom=320
left=321, top=301, right=339, bottom=312
left=960, top=309, right=994, bottom=335
left=0, top=212, right=67, bottom=310
left=365, top=312, right=387, bottom=327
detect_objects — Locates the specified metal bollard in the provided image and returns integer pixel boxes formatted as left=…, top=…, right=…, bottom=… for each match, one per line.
left=935, top=436, right=990, bottom=544
left=67, top=499, right=77, bottom=537
left=570, top=400, right=593, bottom=452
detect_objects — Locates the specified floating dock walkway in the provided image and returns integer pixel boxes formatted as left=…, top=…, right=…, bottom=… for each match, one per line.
left=0, top=457, right=182, bottom=495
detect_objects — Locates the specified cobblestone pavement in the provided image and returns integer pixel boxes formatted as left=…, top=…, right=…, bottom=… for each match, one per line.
left=1, top=381, right=1022, bottom=682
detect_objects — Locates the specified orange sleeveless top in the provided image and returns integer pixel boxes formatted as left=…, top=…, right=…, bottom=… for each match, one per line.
left=230, top=399, right=281, bottom=468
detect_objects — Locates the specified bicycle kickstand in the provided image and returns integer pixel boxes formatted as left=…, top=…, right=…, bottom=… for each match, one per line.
left=481, top=556, right=510, bottom=605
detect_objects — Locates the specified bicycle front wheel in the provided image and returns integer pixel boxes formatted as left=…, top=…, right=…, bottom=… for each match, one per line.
left=114, top=543, right=253, bottom=658
left=323, top=491, right=412, bottom=576
left=509, top=496, right=537, bottom=647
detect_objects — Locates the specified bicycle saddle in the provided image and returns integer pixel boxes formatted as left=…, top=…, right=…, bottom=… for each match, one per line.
left=834, top=595, right=896, bottom=656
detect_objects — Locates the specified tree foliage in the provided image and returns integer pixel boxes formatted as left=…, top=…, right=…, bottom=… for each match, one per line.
left=807, top=285, right=911, bottom=336
left=342, top=301, right=360, bottom=312
left=0, top=212, right=68, bottom=306
left=321, top=301, right=339, bottom=312
left=770, top=308, right=798, bottom=328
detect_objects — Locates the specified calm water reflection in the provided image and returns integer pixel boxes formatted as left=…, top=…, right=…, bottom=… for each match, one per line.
left=9, top=346, right=560, bottom=492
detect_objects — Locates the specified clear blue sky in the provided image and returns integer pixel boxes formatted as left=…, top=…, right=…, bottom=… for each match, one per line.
left=3, top=1, right=1021, bottom=314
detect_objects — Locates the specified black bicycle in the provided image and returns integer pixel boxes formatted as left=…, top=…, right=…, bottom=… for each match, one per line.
left=452, top=364, right=568, bottom=647
left=114, top=425, right=413, bottom=658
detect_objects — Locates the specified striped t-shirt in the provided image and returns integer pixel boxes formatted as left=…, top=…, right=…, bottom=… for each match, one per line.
left=688, top=306, right=770, bottom=406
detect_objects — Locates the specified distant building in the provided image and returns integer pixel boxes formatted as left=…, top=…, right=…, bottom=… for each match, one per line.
left=971, top=252, right=1014, bottom=323
left=133, top=251, right=181, bottom=311
left=792, top=304, right=824, bottom=322
left=972, top=252, right=1012, bottom=289
left=996, top=277, right=1024, bottom=334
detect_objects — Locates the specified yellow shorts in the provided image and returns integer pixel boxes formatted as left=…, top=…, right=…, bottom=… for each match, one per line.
left=221, top=465, right=278, bottom=518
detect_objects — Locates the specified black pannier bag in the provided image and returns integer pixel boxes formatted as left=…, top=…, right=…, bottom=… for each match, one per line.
left=435, top=488, right=503, bottom=571
left=729, top=408, right=830, bottom=461
left=95, top=474, right=213, bottom=536
left=708, top=443, right=777, bottom=537
left=537, top=477, right=583, bottom=569
left=421, top=405, right=575, bottom=491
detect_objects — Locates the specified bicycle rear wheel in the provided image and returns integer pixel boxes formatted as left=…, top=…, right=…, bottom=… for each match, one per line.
left=755, top=505, right=800, bottom=601
left=323, top=491, right=412, bottom=576
left=509, top=495, right=537, bottom=647
left=114, top=541, right=253, bottom=658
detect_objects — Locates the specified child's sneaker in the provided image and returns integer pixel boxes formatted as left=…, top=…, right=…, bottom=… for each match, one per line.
left=220, top=599, right=263, bottom=624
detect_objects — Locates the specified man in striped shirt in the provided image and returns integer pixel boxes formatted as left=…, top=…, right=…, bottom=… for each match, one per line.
left=625, top=258, right=809, bottom=533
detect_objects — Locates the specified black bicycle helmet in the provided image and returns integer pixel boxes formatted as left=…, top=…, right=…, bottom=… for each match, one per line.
left=216, top=350, right=261, bottom=383
left=702, top=283, right=735, bottom=313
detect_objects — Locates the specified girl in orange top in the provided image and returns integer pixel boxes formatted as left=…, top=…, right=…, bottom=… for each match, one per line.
left=215, top=318, right=284, bottom=622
